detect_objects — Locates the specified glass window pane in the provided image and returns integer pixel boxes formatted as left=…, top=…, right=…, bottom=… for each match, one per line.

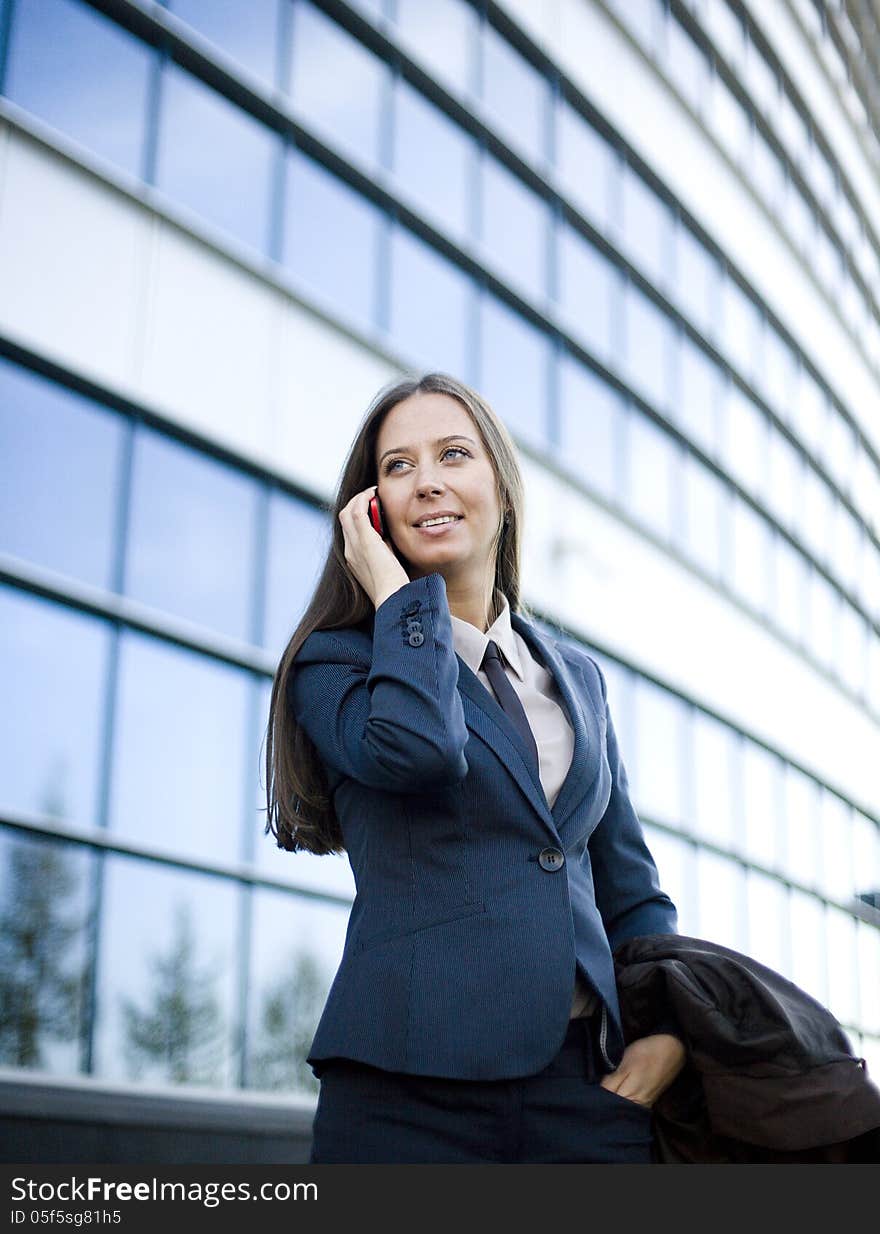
left=819, top=791, right=854, bottom=906
left=95, top=856, right=240, bottom=1086
left=853, top=811, right=880, bottom=912
left=766, top=428, right=801, bottom=533
left=691, top=711, right=737, bottom=849
left=632, top=679, right=687, bottom=827
left=857, top=923, right=880, bottom=1036
left=480, top=23, right=550, bottom=167
left=125, top=429, right=259, bottom=642
left=620, top=166, right=672, bottom=289
left=666, top=16, right=710, bottom=112
left=839, top=602, right=868, bottom=698
left=480, top=154, right=550, bottom=302
left=289, top=0, right=388, bottom=169
left=720, top=277, right=763, bottom=383
left=789, top=889, right=827, bottom=1004
left=623, top=284, right=674, bottom=412
left=831, top=502, right=860, bottom=595
left=0, top=827, right=93, bottom=1075
left=387, top=227, right=473, bottom=379
left=681, top=452, right=725, bottom=578
left=799, top=466, right=834, bottom=567
left=731, top=497, right=772, bottom=615
left=246, top=887, right=350, bottom=1095
left=557, top=357, right=623, bottom=502
left=709, top=74, right=751, bottom=166
left=795, top=370, right=829, bottom=459
left=391, top=79, right=474, bottom=242
left=723, top=385, right=769, bottom=499
left=555, top=225, right=619, bottom=362
left=742, top=742, right=784, bottom=872
left=672, top=226, right=719, bottom=340
left=696, top=848, right=745, bottom=951
left=825, top=411, right=857, bottom=498
left=156, top=65, right=276, bottom=253
left=110, top=632, right=251, bottom=865
left=282, top=151, right=382, bottom=333
left=772, top=535, right=809, bottom=645
left=746, top=868, right=787, bottom=975
left=782, top=765, right=821, bottom=891
left=478, top=294, right=550, bottom=450
left=752, top=130, right=786, bottom=218
left=806, top=569, right=839, bottom=672
left=393, top=0, right=477, bottom=99
left=264, top=496, right=331, bottom=660
left=677, top=338, right=723, bottom=456
left=826, top=906, right=858, bottom=1026
left=555, top=103, right=617, bottom=234
left=4, top=0, right=152, bottom=178
left=0, top=361, right=125, bottom=589
left=0, top=588, right=110, bottom=825
left=762, top=330, right=797, bottom=425
left=167, top=0, right=281, bottom=86
left=625, top=413, right=676, bottom=540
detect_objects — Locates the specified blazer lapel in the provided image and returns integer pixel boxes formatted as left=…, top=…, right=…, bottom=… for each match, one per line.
left=510, top=615, right=597, bottom=833
left=455, top=615, right=597, bottom=839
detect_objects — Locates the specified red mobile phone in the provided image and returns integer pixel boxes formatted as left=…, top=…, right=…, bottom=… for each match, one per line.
left=368, top=493, right=386, bottom=538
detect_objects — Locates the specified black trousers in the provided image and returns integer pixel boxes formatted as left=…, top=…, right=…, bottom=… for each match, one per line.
left=308, top=1016, right=655, bottom=1164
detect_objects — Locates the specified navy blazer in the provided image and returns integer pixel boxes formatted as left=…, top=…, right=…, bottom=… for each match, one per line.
left=288, top=572, right=677, bottom=1080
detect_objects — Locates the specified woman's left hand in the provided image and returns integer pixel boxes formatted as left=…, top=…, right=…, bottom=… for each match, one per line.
left=599, top=1033, right=686, bottom=1108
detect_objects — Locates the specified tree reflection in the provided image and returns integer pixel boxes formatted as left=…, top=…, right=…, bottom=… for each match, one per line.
left=250, top=950, right=325, bottom=1094
left=0, top=833, right=87, bottom=1068
left=121, top=900, right=226, bottom=1085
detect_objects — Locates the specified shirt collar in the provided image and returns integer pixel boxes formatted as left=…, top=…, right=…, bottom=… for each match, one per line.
left=450, top=594, right=525, bottom=681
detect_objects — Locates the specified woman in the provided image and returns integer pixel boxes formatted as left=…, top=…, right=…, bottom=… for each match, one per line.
left=265, top=372, right=685, bottom=1163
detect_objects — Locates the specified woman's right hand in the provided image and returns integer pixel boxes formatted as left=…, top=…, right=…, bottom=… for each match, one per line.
left=339, top=486, right=411, bottom=610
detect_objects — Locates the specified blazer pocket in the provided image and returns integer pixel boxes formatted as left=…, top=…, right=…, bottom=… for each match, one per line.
left=356, top=900, right=487, bottom=953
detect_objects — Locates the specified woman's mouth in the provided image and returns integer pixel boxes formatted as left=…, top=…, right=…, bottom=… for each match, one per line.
left=413, top=515, right=464, bottom=537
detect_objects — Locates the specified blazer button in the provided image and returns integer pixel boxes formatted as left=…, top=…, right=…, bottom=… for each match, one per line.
left=538, top=847, right=565, bottom=871
left=408, top=632, right=425, bottom=646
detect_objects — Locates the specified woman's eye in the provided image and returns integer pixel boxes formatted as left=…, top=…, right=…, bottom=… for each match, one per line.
left=384, top=447, right=470, bottom=474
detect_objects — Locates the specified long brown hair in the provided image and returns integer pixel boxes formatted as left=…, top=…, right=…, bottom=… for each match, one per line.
left=263, top=372, right=532, bottom=856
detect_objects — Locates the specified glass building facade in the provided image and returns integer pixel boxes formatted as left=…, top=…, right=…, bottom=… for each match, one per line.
left=0, top=0, right=878, bottom=1153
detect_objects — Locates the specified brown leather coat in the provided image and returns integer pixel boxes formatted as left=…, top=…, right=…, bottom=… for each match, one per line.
left=614, top=934, right=880, bottom=1163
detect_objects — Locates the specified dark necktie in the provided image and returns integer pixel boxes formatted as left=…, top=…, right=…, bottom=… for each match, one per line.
left=480, top=639, right=540, bottom=780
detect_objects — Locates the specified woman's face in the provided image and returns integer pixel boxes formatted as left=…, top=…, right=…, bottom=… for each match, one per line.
left=374, top=392, right=503, bottom=581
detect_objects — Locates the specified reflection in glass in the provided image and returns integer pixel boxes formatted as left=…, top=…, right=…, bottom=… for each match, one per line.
left=282, top=151, right=382, bottom=333
left=632, top=679, right=687, bottom=827
left=155, top=65, right=276, bottom=253
left=624, top=413, right=676, bottom=541
left=264, top=494, right=331, bottom=660
left=0, top=827, right=92, bottom=1074
left=167, top=0, right=281, bottom=85
left=478, top=295, right=550, bottom=451
left=95, top=856, right=239, bottom=1086
left=555, top=102, right=618, bottom=235
left=387, top=227, right=473, bottom=380
left=125, top=428, right=259, bottom=642
left=0, top=588, right=110, bottom=826
left=480, top=23, right=550, bottom=167
left=479, top=155, right=550, bottom=303
left=554, top=226, right=619, bottom=363
left=4, top=0, right=152, bottom=177
left=289, top=0, right=387, bottom=169
left=0, top=360, right=125, bottom=589
left=246, top=888, right=349, bottom=1094
left=110, top=632, right=250, bottom=865
left=557, top=357, right=623, bottom=503
left=391, top=80, right=474, bottom=241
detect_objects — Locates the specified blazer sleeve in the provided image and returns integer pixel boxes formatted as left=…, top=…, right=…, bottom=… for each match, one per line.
left=287, top=572, right=469, bottom=792
left=586, top=659, right=679, bottom=953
